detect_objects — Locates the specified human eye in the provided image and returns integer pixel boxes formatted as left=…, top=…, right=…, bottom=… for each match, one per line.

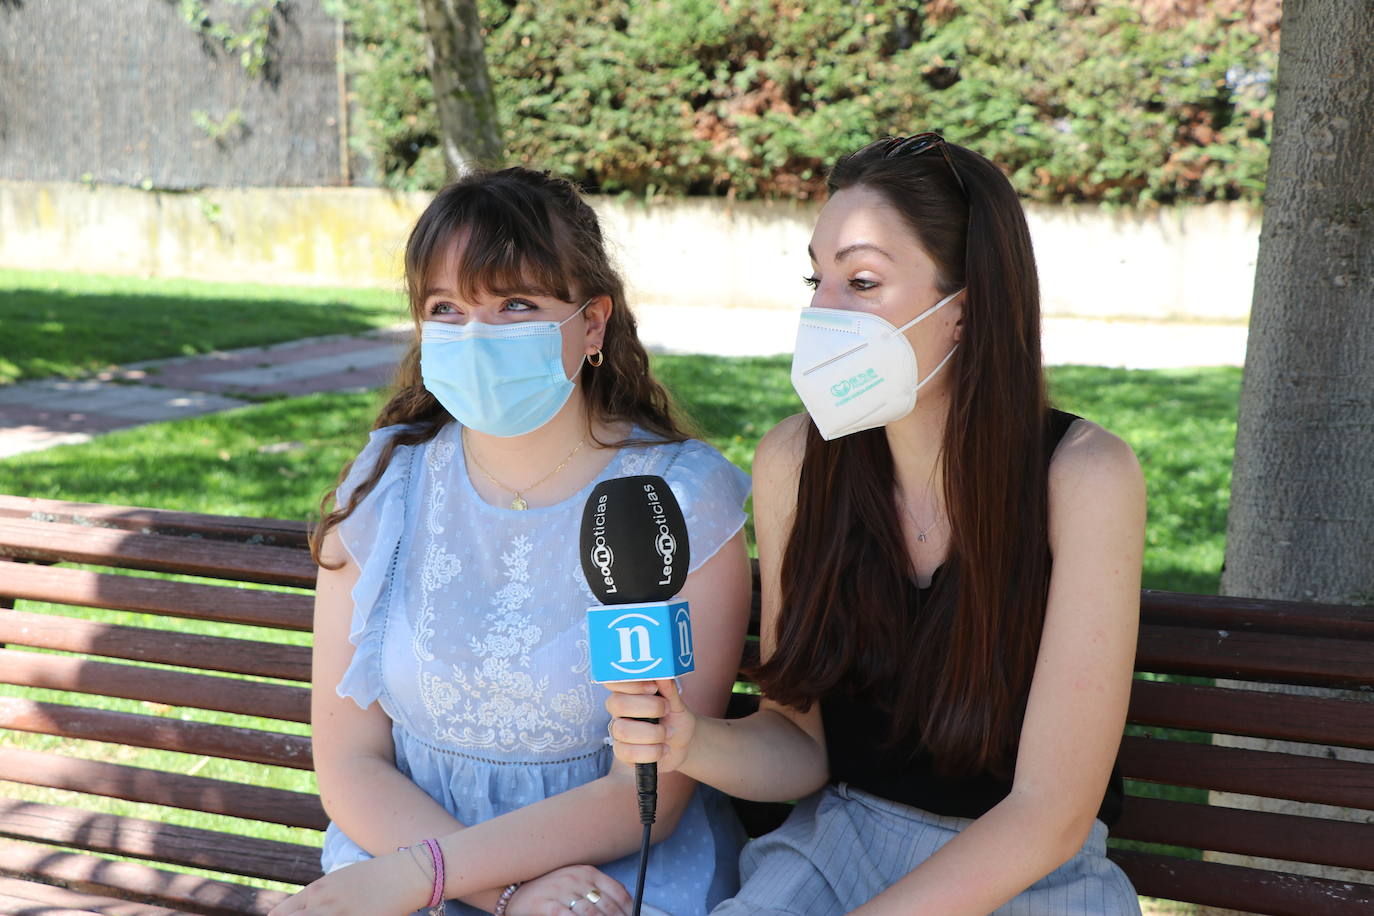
left=849, top=277, right=878, bottom=292
left=802, top=274, right=820, bottom=289
left=501, top=297, right=540, bottom=314
left=427, top=301, right=459, bottom=317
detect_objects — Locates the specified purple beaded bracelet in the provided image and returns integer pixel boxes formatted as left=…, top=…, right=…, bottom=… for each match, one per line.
left=494, top=882, right=521, bottom=916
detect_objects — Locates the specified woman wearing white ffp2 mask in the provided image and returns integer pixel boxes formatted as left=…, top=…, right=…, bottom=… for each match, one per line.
left=604, top=134, right=1145, bottom=916
left=790, top=285, right=964, bottom=441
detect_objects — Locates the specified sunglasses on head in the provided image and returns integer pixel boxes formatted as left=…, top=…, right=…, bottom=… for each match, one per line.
left=876, top=132, right=968, bottom=200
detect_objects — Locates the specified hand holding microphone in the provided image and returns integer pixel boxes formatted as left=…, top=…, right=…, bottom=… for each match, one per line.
left=579, top=474, right=695, bottom=916
left=605, top=676, right=696, bottom=774
left=579, top=473, right=694, bottom=824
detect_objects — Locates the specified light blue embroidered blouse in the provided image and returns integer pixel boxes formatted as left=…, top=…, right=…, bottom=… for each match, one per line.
left=320, top=421, right=751, bottom=916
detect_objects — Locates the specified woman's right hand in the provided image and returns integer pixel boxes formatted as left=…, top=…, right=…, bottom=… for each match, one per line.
left=505, top=864, right=633, bottom=916
left=604, top=678, right=696, bottom=773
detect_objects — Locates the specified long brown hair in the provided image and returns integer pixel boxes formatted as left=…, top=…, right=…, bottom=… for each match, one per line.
left=752, top=139, right=1051, bottom=779
left=310, top=167, right=692, bottom=566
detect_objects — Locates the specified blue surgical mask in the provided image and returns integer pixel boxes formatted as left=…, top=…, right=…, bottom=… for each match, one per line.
left=420, top=300, right=590, bottom=437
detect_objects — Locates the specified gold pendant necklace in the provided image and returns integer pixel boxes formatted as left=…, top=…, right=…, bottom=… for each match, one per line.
left=464, top=431, right=585, bottom=510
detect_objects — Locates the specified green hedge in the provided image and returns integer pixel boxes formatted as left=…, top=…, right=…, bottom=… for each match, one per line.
left=333, top=0, right=1274, bottom=205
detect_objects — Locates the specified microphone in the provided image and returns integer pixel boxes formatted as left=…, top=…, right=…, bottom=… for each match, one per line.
left=579, top=475, right=694, bottom=914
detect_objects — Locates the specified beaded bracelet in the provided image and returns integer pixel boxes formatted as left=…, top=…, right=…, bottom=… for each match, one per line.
left=494, top=882, right=522, bottom=916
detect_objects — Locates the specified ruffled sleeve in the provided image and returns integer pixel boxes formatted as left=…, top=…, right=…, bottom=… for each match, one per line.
left=663, top=440, right=751, bottom=575
left=333, top=424, right=415, bottom=709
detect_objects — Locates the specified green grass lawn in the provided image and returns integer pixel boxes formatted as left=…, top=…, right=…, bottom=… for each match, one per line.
left=0, top=269, right=409, bottom=385
left=0, top=357, right=1240, bottom=593
left=0, top=357, right=1237, bottom=903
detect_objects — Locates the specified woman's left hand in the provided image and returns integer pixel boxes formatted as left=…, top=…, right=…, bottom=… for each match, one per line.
left=267, top=848, right=430, bottom=916
left=506, top=864, right=633, bottom=916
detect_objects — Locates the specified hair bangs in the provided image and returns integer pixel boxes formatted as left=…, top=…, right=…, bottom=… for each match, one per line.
left=417, top=189, right=576, bottom=310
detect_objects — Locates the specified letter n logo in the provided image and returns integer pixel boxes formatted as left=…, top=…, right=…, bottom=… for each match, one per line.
left=616, top=625, right=653, bottom=664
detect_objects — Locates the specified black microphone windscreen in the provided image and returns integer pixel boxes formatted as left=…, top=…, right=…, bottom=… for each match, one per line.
left=580, top=475, right=690, bottom=605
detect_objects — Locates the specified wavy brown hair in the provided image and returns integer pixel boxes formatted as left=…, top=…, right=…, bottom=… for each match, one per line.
left=309, top=167, right=692, bottom=566
left=752, top=139, right=1052, bottom=779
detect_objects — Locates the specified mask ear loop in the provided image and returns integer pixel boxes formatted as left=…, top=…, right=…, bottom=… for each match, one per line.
left=556, top=297, right=596, bottom=328
left=897, top=288, right=964, bottom=391
left=914, top=342, right=959, bottom=392
left=894, top=287, right=965, bottom=335
left=558, top=298, right=598, bottom=383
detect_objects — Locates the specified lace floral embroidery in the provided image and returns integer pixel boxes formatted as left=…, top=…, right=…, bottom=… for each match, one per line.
left=420, top=534, right=595, bottom=752
left=413, top=440, right=459, bottom=662
left=618, top=447, right=660, bottom=478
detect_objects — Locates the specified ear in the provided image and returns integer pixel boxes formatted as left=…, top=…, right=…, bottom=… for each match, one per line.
left=949, top=290, right=966, bottom=345
left=583, top=294, right=613, bottom=352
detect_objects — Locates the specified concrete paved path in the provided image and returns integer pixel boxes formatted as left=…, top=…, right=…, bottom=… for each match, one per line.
left=0, top=308, right=1247, bottom=459
left=0, top=328, right=410, bottom=459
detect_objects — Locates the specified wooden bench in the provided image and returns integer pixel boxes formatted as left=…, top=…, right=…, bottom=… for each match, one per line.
left=1, top=495, right=1372, bottom=915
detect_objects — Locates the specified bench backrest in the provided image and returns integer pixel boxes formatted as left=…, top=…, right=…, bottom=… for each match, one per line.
left=0, top=496, right=322, bottom=914
left=2, top=496, right=1373, bottom=916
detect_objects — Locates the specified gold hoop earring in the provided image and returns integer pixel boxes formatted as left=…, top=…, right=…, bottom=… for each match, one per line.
left=587, top=347, right=604, bottom=367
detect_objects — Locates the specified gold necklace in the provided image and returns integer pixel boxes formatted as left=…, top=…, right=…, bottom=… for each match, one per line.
left=463, top=431, right=585, bottom=510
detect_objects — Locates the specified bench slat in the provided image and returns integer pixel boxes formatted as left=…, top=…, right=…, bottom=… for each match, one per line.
left=1136, top=623, right=1374, bottom=688
left=0, top=562, right=313, bottom=631
left=0, top=876, right=189, bottom=915
left=1112, top=796, right=1374, bottom=871
left=1141, top=589, right=1374, bottom=640
left=0, top=799, right=322, bottom=886
left=0, top=496, right=310, bottom=548
left=0, top=519, right=315, bottom=588
left=0, top=839, right=289, bottom=916
left=0, top=610, right=310, bottom=682
left=0, top=699, right=314, bottom=770
left=0, top=748, right=326, bottom=830
left=1110, top=849, right=1374, bottom=916
left=0, top=893, right=111, bottom=916
left=1128, top=679, right=1374, bottom=751
left=0, top=649, right=310, bottom=723
left=1119, top=734, right=1374, bottom=810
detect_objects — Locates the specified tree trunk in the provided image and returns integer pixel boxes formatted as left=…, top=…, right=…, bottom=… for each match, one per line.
left=1211, top=0, right=1374, bottom=899
left=414, top=0, right=502, bottom=178
left=1221, top=0, right=1374, bottom=607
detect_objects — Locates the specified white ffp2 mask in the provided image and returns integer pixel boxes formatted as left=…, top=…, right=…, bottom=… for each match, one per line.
left=790, top=288, right=962, bottom=441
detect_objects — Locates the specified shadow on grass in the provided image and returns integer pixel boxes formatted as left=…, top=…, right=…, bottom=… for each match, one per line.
left=0, top=282, right=404, bottom=385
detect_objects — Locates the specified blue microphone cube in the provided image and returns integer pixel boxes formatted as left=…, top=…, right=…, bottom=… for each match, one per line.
left=587, top=600, right=695, bottom=683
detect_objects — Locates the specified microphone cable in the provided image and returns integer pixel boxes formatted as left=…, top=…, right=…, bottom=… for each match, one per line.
left=631, top=736, right=657, bottom=916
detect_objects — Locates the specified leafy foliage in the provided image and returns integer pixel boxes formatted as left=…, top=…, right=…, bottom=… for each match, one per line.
left=177, top=0, right=288, bottom=79
left=332, top=0, right=1274, bottom=203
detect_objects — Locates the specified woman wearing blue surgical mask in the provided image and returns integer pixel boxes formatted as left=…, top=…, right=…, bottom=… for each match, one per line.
left=606, top=135, right=1147, bottom=914
left=275, top=168, right=751, bottom=916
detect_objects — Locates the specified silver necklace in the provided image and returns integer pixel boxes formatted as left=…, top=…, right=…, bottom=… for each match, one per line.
left=897, top=483, right=945, bottom=543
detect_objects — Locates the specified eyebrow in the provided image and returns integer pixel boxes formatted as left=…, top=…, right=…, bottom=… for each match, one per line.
left=806, top=242, right=895, bottom=263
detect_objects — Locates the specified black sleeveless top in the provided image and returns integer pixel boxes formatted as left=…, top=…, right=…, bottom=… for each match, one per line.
left=820, top=410, right=1124, bottom=825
